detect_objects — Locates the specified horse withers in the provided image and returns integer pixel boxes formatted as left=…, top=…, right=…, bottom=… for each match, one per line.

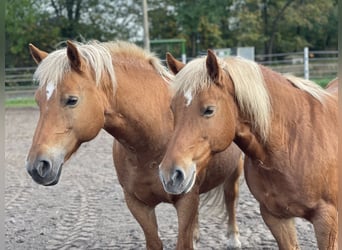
left=25, top=41, right=244, bottom=249
left=159, top=51, right=338, bottom=249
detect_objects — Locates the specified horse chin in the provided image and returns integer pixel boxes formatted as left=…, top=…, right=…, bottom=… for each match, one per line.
left=43, top=165, right=63, bottom=186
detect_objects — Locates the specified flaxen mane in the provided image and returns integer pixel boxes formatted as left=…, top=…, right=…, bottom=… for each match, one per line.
left=33, top=41, right=116, bottom=91
left=103, top=41, right=173, bottom=83
left=171, top=56, right=271, bottom=140
left=33, top=41, right=172, bottom=94
left=284, top=74, right=330, bottom=102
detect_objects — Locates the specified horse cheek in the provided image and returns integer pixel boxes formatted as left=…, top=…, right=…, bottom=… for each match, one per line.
left=74, top=102, right=104, bottom=142
left=212, top=106, right=236, bottom=152
left=87, top=109, right=104, bottom=140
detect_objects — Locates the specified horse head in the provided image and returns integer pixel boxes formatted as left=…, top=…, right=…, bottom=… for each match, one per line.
left=25, top=41, right=111, bottom=185
left=159, top=51, right=237, bottom=194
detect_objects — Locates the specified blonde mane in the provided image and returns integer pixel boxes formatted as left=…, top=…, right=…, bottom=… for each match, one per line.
left=103, top=41, right=173, bottom=83
left=172, top=56, right=271, bottom=140
left=284, top=74, right=330, bottom=102
left=33, top=40, right=172, bottom=94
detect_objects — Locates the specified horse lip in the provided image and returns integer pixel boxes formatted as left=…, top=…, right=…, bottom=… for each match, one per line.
left=165, top=183, right=183, bottom=195
left=43, top=164, right=63, bottom=186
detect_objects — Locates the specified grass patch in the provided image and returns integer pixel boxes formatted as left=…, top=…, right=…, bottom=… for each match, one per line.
left=6, top=98, right=36, bottom=108
left=312, top=78, right=334, bottom=88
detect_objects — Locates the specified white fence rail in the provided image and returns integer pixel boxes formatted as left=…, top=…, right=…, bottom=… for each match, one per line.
left=5, top=67, right=37, bottom=89
left=255, top=49, right=338, bottom=80
left=5, top=49, right=338, bottom=97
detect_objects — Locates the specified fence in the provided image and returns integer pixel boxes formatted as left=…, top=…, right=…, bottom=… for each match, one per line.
left=5, top=49, right=338, bottom=98
left=5, top=67, right=37, bottom=99
left=255, top=49, right=338, bottom=80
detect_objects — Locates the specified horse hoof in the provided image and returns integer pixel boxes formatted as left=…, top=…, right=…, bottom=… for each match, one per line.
left=227, top=237, right=242, bottom=250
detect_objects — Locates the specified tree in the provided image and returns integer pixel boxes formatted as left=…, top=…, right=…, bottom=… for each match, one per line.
left=5, top=0, right=338, bottom=67
left=5, top=0, right=143, bottom=67
left=287, top=0, right=337, bottom=50
left=229, top=0, right=337, bottom=56
left=148, top=0, right=178, bottom=40
left=5, top=0, right=60, bottom=67
left=45, top=0, right=142, bottom=41
left=173, top=0, right=233, bottom=57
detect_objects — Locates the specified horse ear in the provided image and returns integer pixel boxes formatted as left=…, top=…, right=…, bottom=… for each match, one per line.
left=206, top=49, right=222, bottom=85
left=29, top=43, right=48, bottom=64
left=166, top=52, right=185, bottom=74
left=66, top=40, right=82, bottom=71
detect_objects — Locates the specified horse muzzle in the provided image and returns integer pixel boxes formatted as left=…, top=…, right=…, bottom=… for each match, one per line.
left=25, top=157, right=63, bottom=186
left=159, top=163, right=197, bottom=195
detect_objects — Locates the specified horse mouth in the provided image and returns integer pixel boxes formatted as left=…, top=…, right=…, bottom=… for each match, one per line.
left=29, top=164, right=63, bottom=186
left=43, top=165, right=63, bottom=186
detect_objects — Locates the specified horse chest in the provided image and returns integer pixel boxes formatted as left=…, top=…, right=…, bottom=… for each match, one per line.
left=132, top=182, right=171, bottom=206
left=122, top=166, right=169, bottom=205
left=244, top=162, right=306, bottom=218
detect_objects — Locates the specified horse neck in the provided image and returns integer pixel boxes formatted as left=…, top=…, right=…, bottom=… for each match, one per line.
left=103, top=58, right=173, bottom=158
left=234, top=66, right=337, bottom=165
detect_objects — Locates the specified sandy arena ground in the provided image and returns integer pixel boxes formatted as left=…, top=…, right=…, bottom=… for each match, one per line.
left=5, top=108, right=317, bottom=249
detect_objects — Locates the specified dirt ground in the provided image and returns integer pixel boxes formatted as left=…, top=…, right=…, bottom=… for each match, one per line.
left=5, top=108, right=318, bottom=250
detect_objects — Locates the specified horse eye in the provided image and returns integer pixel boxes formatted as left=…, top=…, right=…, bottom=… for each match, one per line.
left=65, top=96, right=78, bottom=106
left=202, top=106, right=216, bottom=117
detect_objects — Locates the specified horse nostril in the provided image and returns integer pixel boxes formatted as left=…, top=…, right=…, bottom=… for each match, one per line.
left=36, top=160, right=51, bottom=178
left=171, top=168, right=184, bottom=186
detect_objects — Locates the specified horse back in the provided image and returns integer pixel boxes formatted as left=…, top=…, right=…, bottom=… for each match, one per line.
left=325, top=77, right=338, bottom=95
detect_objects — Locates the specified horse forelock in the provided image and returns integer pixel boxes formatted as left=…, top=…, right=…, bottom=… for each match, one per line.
left=34, top=41, right=117, bottom=94
left=33, top=49, right=70, bottom=90
left=171, top=57, right=213, bottom=96
left=171, top=56, right=271, bottom=141
left=33, top=41, right=173, bottom=97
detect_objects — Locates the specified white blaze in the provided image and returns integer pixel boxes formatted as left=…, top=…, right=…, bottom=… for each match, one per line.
left=184, top=90, right=193, bottom=106
left=46, top=81, right=55, bottom=100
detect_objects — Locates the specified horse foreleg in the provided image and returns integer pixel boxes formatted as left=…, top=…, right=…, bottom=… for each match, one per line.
left=123, top=190, right=162, bottom=250
left=310, top=201, right=337, bottom=250
left=175, top=191, right=200, bottom=250
left=224, top=156, right=243, bottom=249
left=260, top=204, right=299, bottom=250
left=192, top=211, right=200, bottom=248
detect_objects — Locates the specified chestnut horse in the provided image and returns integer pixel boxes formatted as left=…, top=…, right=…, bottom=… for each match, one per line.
left=159, top=51, right=338, bottom=249
left=325, top=77, right=338, bottom=93
left=25, top=41, right=243, bottom=249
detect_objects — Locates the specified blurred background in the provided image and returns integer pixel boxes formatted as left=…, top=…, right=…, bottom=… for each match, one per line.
left=5, top=0, right=338, bottom=103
